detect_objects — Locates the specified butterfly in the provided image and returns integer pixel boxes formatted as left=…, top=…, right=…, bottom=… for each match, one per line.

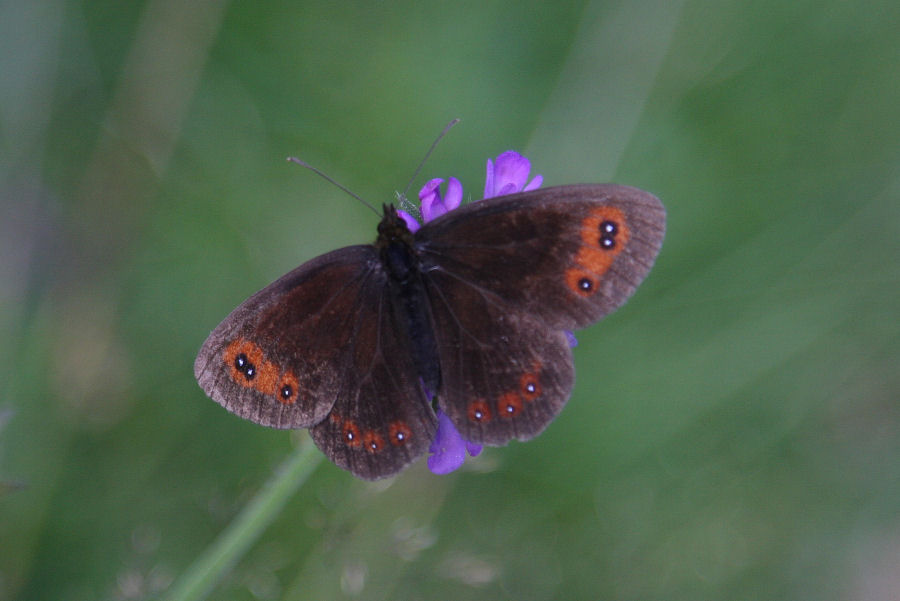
left=194, top=152, right=665, bottom=480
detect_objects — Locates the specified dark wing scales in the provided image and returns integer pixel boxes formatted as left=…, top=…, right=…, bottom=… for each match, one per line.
left=195, top=244, right=437, bottom=480
left=424, top=268, right=575, bottom=445
left=309, top=281, right=437, bottom=480
left=195, top=246, right=382, bottom=429
left=416, top=184, right=665, bottom=331
left=416, top=184, right=664, bottom=444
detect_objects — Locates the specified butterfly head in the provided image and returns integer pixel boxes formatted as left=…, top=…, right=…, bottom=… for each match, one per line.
left=376, top=204, right=415, bottom=249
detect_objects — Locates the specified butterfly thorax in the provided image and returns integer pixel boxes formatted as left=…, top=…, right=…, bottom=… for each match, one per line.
left=375, top=204, right=417, bottom=283
left=376, top=204, right=441, bottom=396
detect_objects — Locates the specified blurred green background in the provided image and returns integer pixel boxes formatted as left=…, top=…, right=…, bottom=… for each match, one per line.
left=2, top=1, right=899, bottom=600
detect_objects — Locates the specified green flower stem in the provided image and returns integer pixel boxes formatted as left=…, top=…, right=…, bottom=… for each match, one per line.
left=161, top=439, right=322, bottom=601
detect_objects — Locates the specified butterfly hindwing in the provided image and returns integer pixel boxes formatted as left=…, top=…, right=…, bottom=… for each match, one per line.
left=309, top=281, right=437, bottom=479
left=424, top=268, right=575, bottom=444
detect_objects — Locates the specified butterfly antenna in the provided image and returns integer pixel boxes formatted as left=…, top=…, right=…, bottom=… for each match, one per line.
left=400, top=118, right=460, bottom=200
left=286, top=156, right=380, bottom=216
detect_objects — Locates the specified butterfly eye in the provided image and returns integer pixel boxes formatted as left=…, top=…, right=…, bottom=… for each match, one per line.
left=280, top=384, right=293, bottom=401
left=599, top=236, right=616, bottom=249
left=243, top=363, right=257, bottom=380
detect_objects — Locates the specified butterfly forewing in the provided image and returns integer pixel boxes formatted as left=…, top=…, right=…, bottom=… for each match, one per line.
left=195, top=246, right=382, bottom=429
left=417, top=185, right=665, bottom=331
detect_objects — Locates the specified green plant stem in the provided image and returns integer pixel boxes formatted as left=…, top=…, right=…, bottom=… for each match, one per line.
left=161, top=439, right=322, bottom=601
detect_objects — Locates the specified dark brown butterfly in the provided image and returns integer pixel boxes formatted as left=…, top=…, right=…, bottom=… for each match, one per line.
left=195, top=171, right=665, bottom=480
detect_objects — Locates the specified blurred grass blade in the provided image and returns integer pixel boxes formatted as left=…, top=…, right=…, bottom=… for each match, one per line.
left=161, top=440, right=322, bottom=601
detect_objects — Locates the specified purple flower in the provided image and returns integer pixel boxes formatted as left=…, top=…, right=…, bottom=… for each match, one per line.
left=398, top=177, right=462, bottom=233
left=484, top=150, right=543, bottom=199
left=420, top=177, right=462, bottom=222
left=398, top=150, right=544, bottom=475
left=428, top=410, right=482, bottom=474
left=399, top=151, right=543, bottom=234
left=397, top=209, right=421, bottom=233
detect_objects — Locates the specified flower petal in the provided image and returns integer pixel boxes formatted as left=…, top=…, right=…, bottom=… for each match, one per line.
left=397, top=209, right=421, bottom=232
left=444, top=177, right=463, bottom=211
left=428, top=410, right=468, bottom=474
left=524, top=173, right=543, bottom=191
left=484, top=157, right=496, bottom=199
left=483, top=151, right=542, bottom=198
left=419, top=178, right=443, bottom=220
left=465, top=440, right=483, bottom=457
left=419, top=177, right=464, bottom=223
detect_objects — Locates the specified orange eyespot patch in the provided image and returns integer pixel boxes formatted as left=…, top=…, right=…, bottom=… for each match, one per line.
left=224, top=338, right=279, bottom=394
left=565, top=206, right=630, bottom=296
